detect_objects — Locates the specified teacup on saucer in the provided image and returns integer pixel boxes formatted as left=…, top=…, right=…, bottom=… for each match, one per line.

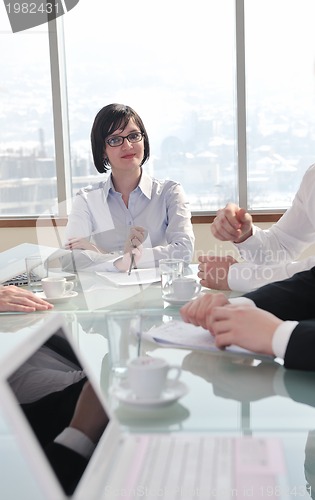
left=173, top=278, right=201, bottom=301
left=113, top=379, right=188, bottom=409
left=41, top=277, right=74, bottom=299
left=38, top=291, right=78, bottom=304
left=127, top=356, right=182, bottom=400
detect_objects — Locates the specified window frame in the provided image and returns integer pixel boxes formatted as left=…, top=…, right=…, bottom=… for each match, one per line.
left=0, top=213, right=284, bottom=229
left=0, top=0, right=291, bottom=226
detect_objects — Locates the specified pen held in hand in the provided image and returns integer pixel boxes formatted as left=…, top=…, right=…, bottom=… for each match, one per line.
left=128, top=252, right=135, bottom=276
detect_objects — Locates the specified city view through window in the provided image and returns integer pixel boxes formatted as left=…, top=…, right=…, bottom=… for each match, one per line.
left=1, top=0, right=315, bottom=217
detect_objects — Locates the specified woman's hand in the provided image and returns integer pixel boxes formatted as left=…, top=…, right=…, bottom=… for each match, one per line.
left=0, top=286, right=54, bottom=312
left=123, top=226, right=147, bottom=255
left=115, top=246, right=142, bottom=272
left=115, top=226, right=147, bottom=272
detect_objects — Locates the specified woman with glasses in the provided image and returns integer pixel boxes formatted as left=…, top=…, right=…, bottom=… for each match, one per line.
left=64, top=103, right=194, bottom=272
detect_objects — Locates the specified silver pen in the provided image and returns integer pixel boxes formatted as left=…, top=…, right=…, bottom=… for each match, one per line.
left=128, top=252, right=135, bottom=276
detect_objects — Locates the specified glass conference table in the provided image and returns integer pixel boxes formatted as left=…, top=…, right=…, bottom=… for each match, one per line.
left=0, top=267, right=314, bottom=499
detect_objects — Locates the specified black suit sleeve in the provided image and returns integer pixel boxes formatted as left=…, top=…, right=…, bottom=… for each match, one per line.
left=242, top=267, right=315, bottom=371
left=243, top=267, right=315, bottom=320
left=283, top=320, right=315, bottom=371
left=21, top=378, right=87, bottom=447
left=45, top=442, right=88, bottom=496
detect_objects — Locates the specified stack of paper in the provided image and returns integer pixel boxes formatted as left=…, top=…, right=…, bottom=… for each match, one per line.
left=142, top=320, right=273, bottom=359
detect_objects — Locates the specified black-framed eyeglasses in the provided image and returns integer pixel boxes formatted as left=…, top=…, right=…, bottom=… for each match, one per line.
left=105, top=131, right=144, bottom=148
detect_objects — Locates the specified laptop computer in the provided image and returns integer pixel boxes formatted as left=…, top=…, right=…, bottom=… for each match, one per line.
left=0, top=243, right=73, bottom=285
left=0, top=314, right=291, bottom=500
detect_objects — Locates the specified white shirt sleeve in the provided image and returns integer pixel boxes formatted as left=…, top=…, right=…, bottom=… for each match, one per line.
left=227, top=257, right=315, bottom=292
left=271, top=321, right=298, bottom=359
left=233, top=164, right=315, bottom=265
left=228, top=296, right=256, bottom=306
left=54, top=427, right=96, bottom=459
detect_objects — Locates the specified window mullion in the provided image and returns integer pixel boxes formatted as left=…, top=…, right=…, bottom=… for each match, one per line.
left=48, top=15, right=72, bottom=216
left=235, top=0, right=248, bottom=209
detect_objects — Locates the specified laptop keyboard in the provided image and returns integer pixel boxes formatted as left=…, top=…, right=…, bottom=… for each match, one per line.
left=104, top=434, right=234, bottom=499
left=2, top=273, right=28, bottom=286
left=136, top=434, right=233, bottom=500
left=104, top=434, right=283, bottom=500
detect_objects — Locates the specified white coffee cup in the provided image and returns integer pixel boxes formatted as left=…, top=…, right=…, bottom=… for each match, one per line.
left=41, top=277, right=74, bottom=298
left=127, top=356, right=181, bottom=399
left=173, top=277, right=201, bottom=300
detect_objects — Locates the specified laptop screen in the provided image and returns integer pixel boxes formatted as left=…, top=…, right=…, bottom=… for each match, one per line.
left=6, top=326, right=110, bottom=497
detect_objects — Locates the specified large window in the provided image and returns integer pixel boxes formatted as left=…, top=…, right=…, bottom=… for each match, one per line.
left=0, top=10, right=56, bottom=216
left=245, top=0, right=315, bottom=210
left=0, top=0, right=315, bottom=217
left=64, top=0, right=236, bottom=212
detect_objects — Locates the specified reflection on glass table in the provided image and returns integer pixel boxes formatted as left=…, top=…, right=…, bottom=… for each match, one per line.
left=35, top=264, right=222, bottom=312
left=69, top=310, right=315, bottom=498
left=0, top=311, right=315, bottom=499
left=69, top=310, right=315, bottom=428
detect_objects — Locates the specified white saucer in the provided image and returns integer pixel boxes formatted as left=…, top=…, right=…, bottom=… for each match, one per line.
left=162, top=293, right=200, bottom=305
left=112, top=380, right=188, bottom=409
left=38, top=291, right=78, bottom=304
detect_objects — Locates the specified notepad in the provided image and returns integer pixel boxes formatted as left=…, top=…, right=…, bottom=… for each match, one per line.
left=142, top=320, right=274, bottom=358
left=96, top=268, right=160, bottom=286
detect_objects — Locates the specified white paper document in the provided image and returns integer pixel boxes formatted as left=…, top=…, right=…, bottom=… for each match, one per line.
left=143, top=320, right=273, bottom=358
left=96, top=268, right=160, bottom=286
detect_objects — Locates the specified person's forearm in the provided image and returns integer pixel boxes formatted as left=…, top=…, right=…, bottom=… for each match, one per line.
left=233, top=225, right=293, bottom=264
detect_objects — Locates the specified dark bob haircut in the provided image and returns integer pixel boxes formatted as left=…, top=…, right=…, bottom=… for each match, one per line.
left=91, top=103, right=150, bottom=173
